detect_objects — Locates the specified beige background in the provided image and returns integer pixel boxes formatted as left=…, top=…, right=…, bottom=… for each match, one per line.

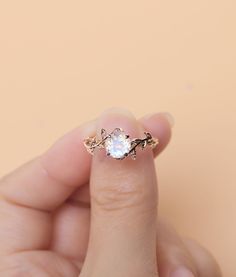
left=0, top=1, right=235, bottom=276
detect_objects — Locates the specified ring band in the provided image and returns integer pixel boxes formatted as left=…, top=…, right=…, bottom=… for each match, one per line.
left=83, top=127, right=159, bottom=160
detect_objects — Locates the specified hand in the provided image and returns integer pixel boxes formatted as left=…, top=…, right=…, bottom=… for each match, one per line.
left=0, top=108, right=221, bottom=276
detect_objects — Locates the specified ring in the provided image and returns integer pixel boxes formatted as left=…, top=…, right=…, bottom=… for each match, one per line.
left=83, top=127, right=159, bottom=160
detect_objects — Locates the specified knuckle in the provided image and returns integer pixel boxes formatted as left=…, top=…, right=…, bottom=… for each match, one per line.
left=92, top=185, right=142, bottom=212
left=91, top=173, right=154, bottom=212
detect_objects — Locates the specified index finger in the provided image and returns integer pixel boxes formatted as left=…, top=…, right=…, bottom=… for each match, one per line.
left=0, top=119, right=96, bottom=212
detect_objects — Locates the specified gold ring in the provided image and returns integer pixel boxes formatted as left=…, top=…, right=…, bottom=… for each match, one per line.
left=83, top=127, right=159, bottom=160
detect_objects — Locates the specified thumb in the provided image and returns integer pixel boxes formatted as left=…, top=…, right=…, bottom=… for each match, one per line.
left=81, top=108, right=159, bottom=277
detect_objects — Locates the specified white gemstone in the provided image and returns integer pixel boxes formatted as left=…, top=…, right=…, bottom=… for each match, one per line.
left=105, top=129, right=131, bottom=159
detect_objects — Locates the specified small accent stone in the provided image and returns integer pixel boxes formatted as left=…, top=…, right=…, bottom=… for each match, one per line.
left=105, top=128, right=131, bottom=159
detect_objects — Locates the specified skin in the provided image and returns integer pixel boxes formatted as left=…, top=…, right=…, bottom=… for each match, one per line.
left=0, top=108, right=221, bottom=277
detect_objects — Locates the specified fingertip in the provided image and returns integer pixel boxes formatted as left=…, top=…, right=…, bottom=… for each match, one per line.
left=170, top=267, right=195, bottom=277
left=42, top=119, right=96, bottom=186
left=99, top=106, right=136, bottom=119
left=183, top=238, right=222, bottom=277
left=156, top=219, right=197, bottom=277
left=140, top=112, right=173, bottom=156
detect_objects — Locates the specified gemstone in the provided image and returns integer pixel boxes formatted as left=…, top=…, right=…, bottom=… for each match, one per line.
left=105, top=128, right=131, bottom=159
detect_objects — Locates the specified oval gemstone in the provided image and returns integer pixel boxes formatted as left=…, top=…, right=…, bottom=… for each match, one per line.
left=105, top=129, right=131, bottom=159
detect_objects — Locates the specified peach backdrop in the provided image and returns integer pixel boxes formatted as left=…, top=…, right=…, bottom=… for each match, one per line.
left=0, top=1, right=235, bottom=276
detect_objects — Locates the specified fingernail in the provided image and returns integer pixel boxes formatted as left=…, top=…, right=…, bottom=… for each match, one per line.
left=98, top=107, right=138, bottom=135
left=162, top=112, right=175, bottom=127
left=143, top=112, right=175, bottom=127
left=100, top=107, right=134, bottom=118
left=81, top=119, right=97, bottom=136
left=170, top=267, right=195, bottom=277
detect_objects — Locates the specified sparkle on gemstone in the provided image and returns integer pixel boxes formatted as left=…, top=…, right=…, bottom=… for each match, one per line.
left=105, top=129, right=131, bottom=159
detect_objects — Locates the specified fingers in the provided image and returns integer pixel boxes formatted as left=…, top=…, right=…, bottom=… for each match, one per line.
left=183, top=238, right=222, bottom=277
left=156, top=219, right=222, bottom=277
left=66, top=111, right=173, bottom=206
left=80, top=108, right=159, bottom=277
left=0, top=120, right=95, bottom=255
left=156, top=219, right=197, bottom=276
left=51, top=202, right=90, bottom=262
left=51, top=111, right=173, bottom=262
left=50, top=112, right=173, bottom=260
left=0, top=119, right=96, bottom=212
left=140, top=112, right=173, bottom=157
left=0, top=109, right=173, bottom=258
left=0, top=200, right=52, bottom=256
